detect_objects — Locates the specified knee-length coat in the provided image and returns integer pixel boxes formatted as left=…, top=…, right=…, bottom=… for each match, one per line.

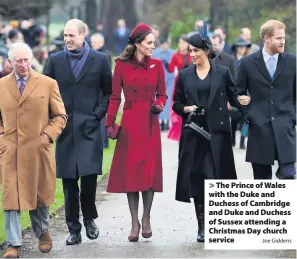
left=105, top=56, right=167, bottom=192
left=0, top=71, right=67, bottom=210
left=173, top=64, right=245, bottom=202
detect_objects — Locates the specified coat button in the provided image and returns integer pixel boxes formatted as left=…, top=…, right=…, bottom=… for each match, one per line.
left=270, top=85, right=273, bottom=89
left=219, top=107, right=222, bottom=111
left=271, top=117, right=275, bottom=120
left=134, top=78, right=138, bottom=81
left=221, top=92, right=223, bottom=96
left=134, top=90, right=137, bottom=92
left=221, top=121, right=224, bottom=125
left=134, top=100, right=137, bottom=103
left=271, top=101, right=274, bottom=104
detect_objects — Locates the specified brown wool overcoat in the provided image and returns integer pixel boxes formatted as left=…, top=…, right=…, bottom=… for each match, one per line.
left=0, top=70, right=67, bottom=210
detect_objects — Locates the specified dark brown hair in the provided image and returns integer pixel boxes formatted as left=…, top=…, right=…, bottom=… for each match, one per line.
left=116, top=30, right=152, bottom=61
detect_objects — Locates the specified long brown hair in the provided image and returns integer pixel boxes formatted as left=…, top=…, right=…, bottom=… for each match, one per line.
left=116, top=30, right=152, bottom=61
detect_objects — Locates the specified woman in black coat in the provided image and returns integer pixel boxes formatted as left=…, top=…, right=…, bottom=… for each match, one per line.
left=172, top=32, right=246, bottom=243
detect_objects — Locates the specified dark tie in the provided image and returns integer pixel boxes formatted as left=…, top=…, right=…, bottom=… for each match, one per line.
left=19, top=79, right=25, bottom=95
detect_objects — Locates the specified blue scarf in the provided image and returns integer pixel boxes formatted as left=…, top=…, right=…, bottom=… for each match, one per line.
left=65, top=41, right=90, bottom=79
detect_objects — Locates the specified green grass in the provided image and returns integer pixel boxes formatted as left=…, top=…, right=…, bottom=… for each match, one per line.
left=0, top=115, right=120, bottom=243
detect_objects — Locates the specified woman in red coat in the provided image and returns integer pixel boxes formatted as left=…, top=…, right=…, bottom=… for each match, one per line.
left=105, top=23, right=167, bottom=242
left=166, top=35, right=192, bottom=141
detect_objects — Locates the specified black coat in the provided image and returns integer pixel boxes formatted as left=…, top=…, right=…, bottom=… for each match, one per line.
left=236, top=50, right=296, bottom=165
left=213, top=52, right=237, bottom=79
left=44, top=49, right=112, bottom=178
left=173, top=64, right=244, bottom=203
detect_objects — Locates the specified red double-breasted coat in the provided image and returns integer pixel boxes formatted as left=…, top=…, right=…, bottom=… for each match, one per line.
left=105, top=56, right=167, bottom=193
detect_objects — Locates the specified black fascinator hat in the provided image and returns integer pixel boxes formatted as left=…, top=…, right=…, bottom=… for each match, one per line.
left=187, top=21, right=216, bottom=59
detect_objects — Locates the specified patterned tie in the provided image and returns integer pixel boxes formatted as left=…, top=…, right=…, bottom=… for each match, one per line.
left=19, top=79, right=25, bottom=95
left=267, top=56, right=276, bottom=79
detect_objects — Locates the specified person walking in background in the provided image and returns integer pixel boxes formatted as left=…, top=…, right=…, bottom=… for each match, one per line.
left=211, top=33, right=237, bottom=78
left=213, top=26, right=232, bottom=54
left=0, top=42, right=67, bottom=258
left=113, top=19, right=131, bottom=56
left=231, top=37, right=252, bottom=65
left=105, top=23, right=167, bottom=242
left=152, top=36, right=175, bottom=131
left=164, top=34, right=191, bottom=142
left=44, top=19, right=112, bottom=245
left=230, top=37, right=252, bottom=149
left=151, top=24, right=160, bottom=48
left=236, top=20, right=296, bottom=179
left=91, top=32, right=112, bottom=148
left=240, top=27, right=260, bottom=54
left=90, top=33, right=112, bottom=64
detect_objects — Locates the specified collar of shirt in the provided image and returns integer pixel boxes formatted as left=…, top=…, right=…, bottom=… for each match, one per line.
left=262, top=48, right=279, bottom=63
left=130, top=55, right=149, bottom=70
left=15, top=73, right=29, bottom=84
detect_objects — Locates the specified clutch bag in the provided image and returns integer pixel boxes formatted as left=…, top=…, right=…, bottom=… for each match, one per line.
left=184, top=109, right=211, bottom=141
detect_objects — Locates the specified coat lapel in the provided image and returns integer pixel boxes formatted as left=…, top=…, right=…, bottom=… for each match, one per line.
left=272, top=53, right=287, bottom=83
left=62, top=52, right=76, bottom=83
left=75, top=51, right=95, bottom=83
left=254, top=49, right=272, bottom=82
left=18, top=70, right=39, bottom=106
left=6, top=73, right=21, bottom=102
left=208, top=64, right=220, bottom=108
left=185, top=66, right=200, bottom=106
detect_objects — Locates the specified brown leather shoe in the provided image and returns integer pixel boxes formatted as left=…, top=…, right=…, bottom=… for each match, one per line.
left=38, top=231, right=52, bottom=253
left=3, top=246, right=20, bottom=258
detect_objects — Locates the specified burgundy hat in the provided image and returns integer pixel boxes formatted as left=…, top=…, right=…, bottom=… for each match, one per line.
left=128, top=23, right=152, bottom=44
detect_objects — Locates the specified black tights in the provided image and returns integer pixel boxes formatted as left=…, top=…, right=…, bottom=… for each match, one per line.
left=127, top=190, right=154, bottom=234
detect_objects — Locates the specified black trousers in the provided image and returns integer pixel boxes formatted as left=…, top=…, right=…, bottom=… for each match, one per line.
left=252, top=163, right=272, bottom=179
left=252, top=143, right=296, bottom=179
left=62, top=173, right=98, bottom=234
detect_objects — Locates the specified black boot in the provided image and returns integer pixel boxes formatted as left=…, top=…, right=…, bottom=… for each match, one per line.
left=194, top=199, right=204, bottom=243
left=240, top=136, right=246, bottom=149
left=160, top=120, right=165, bottom=131
left=164, top=120, right=170, bottom=130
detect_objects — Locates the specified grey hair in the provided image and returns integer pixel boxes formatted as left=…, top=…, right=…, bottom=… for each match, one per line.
left=91, top=33, right=105, bottom=42
left=8, top=42, right=33, bottom=61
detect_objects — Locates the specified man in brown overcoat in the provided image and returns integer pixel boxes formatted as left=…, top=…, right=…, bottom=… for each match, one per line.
left=0, top=42, right=67, bottom=258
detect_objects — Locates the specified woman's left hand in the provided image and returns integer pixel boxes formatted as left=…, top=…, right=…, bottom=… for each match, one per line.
left=237, top=95, right=251, bottom=106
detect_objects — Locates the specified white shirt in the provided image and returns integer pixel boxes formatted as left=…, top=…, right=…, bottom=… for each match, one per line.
left=262, top=48, right=279, bottom=64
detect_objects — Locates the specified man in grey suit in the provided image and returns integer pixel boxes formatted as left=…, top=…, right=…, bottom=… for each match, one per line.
left=44, top=19, right=112, bottom=245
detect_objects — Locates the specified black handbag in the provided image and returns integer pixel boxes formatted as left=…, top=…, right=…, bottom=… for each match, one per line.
left=183, top=108, right=211, bottom=141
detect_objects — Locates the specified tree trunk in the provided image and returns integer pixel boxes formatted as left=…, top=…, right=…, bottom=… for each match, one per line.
left=99, top=0, right=138, bottom=54
left=85, top=0, right=97, bottom=32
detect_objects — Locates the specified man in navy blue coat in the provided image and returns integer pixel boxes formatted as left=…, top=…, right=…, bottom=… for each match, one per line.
left=44, top=19, right=112, bottom=245
left=236, top=20, right=296, bottom=180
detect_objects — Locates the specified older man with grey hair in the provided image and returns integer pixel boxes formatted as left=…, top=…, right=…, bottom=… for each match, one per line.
left=0, top=42, right=67, bottom=258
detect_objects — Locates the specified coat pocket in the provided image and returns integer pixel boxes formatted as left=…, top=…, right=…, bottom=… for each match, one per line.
left=0, top=143, right=8, bottom=165
left=83, top=119, right=100, bottom=139
left=123, top=101, right=132, bottom=110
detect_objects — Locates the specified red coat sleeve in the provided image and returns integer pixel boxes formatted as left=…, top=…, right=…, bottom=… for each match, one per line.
left=153, top=60, right=167, bottom=107
left=167, top=53, right=177, bottom=73
left=105, top=60, right=122, bottom=126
